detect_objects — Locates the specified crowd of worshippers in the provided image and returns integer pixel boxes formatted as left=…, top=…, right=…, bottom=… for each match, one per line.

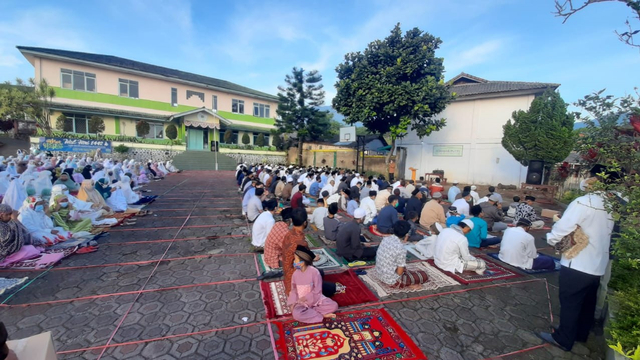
left=0, top=150, right=180, bottom=267
left=237, top=164, right=560, bottom=322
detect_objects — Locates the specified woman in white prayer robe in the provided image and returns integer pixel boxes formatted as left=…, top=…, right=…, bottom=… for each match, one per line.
left=49, top=184, right=117, bottom=226
left=18, top=196, right=73, bottom=246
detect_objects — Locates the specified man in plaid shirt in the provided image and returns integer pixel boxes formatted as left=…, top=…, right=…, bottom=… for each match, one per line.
left=263, top=208, right=293, bottom=271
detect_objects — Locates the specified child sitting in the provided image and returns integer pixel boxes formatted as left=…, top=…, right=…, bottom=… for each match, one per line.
left=405, top=211, right=424, bottom=242
left=507, top=196, right=520, bottom=218
left=445, top=206, right=465, bottom=227
left=287, top=245, right=339, bottom=323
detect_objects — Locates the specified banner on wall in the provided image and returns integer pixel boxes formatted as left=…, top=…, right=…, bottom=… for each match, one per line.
left=38, top=137, right=113, bottom=154
left=432, top=145, right=463, bottom=157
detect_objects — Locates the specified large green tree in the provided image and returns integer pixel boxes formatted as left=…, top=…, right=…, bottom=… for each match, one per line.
left=0, top=78, right=56, bottom=137
left=333, top=23, right=453, bottom=163
left=276, top=67, right=330, bottom=165
left=502, top=88, right=575, bottom=182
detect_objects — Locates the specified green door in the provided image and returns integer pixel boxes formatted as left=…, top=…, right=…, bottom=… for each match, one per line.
left=187, top=128, right=204, bottom=150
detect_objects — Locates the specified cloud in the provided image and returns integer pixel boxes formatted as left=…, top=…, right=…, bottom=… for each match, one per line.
left=443, top=39, right=507, bottom=75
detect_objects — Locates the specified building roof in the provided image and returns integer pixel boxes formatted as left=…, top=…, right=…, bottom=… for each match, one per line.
left=17, top=46, right=279, bottom=102
left=447, top=72, right=560, bottom=99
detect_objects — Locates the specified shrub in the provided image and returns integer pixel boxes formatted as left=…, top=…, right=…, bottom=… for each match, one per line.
left=241, top=132, right=250, bottom=145
left=136, top=121, right=150, bottom=137
left=272, top=133, right=283, bottom=150
left=223, top=129, right=233, bottom=144
left=165, top=124, right=178, bottom=140
left=55, top=114, right=71, bottom=132
left=256, top=133, right=265, bottom=147
left=114, top=144, right=130, bottom=154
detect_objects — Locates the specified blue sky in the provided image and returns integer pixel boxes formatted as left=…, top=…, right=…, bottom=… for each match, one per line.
left=0, top=0, right=638, bottom=114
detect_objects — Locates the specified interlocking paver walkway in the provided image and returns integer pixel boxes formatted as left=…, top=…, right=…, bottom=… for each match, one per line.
left=0, top=171, right=606, bottom=359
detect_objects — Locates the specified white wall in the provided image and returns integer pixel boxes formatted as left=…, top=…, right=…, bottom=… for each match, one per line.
left=397, top=94, right=534, bottom=186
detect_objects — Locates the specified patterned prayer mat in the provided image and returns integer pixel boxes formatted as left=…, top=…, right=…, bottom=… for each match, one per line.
left=276, top=308, right=426, bottom=360
left=305, top=234, right=323, bottom=248
left=404, top=244, right=428, bottom=260
left=426, top=256, right=521, bottom=285
left=487, top=252, right=561, bottom=274
left=359, top=262, right=460, bottom=297
left=258, top=248, right=343, bottom=273
left=0, top=277, right=28, bottom=296
left=0, top=247, right=77, bottom=270
left=260, top=270, right=379, bottom=319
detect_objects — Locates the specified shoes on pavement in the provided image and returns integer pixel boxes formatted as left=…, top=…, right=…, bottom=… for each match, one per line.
left=537, top=332, right=570, bottom=351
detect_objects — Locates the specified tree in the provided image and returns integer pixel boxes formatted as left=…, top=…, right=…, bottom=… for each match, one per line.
left=223, top=128, right=233, bottom=144
left=136, top=121, right=150, bottom=138
left=241, top=132, right=250, bottom=145
left=256, top=133, right=265, bottom=147
left=30, top=78, right=56, bottom=136
left=55, top=114, right=70, bottom=132
left=554, top=0, right=640, bottom=48
left=276, top=67, right=329, bottom=165
left=0, top=80, right=39, bottom=137
left=88, top=116, right=105, bottom=137
left=165, top=124, right=178, bottom=140
left=333, top=23, right=454, bottom=163
left=271, top=130, right=284, bottom=150
left=501, top=88, right=575, bottom=183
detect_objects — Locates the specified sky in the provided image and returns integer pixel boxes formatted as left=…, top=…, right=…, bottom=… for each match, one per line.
left=0, top=0, right=638, bottom=116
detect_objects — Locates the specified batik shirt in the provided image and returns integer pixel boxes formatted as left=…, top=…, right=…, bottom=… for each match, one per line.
left=373, top=235, right=406, bottom=285
left=282, top=227, right=308, bottom=296
left=263, top=221, right=290, bottom=269
left=514, top=203, right=537, bottom=223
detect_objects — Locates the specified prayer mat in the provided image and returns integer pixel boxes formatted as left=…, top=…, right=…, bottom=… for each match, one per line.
left=368, top=225, right=389, bottom=237
left=276, top=308, right=426, bottom=360
left=261, top=270, right=379, bottom=319
left=0, top=247, right=77, bottom=270
left=305, top=234, right=323, bottom=248
left=359, top=262, right=460, bottom=297
left=487, top=252, right=561, bottom=274
left=0, top=277, right=28, bottom=296
left=426, top=256, right=521, bottom=285
left=507, top=223, right=551, bottom=230
left=258, top=248, right=343, bottom=273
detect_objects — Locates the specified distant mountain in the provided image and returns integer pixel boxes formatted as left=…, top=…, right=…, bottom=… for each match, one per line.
left=317, top=106, right=345, bottom=123
left=574, top=121, right=586, bottom=130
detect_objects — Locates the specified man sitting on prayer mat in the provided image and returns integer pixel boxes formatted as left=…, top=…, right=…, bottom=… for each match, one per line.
left=261, top=208, right=293, bottom=278
left=451, top=191, right=472, bottom=217
left=310, top=198, right=328, bottom=231
left=377, top=195, right=400, bottom=234
left=359, top=190, right=377, bottom=225
left=323, top=203, right=341, bottom=242
left=466, top=205, right=501, bottom=248
left=480, top=194, right=509, bottom=231
left=499, top=218, right=555, bottom=271
left=336, top=208, right=377, bottom=262
left=251, top=199, right=278, bottom=250
left=514, top=196, right=545, bottom=229
left=434, top=219, right=486, bottom=275
left=420, top=192, right=446, bottom=229
left=445, top=206, right=465, bottom=228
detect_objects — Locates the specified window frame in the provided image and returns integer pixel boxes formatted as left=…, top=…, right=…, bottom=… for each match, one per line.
left=253, top=103, right=271, bottom=118
left=119, top=78, right=139, bottom=98
left=171, top=88, right=178, bottom=107
left=61, top=113, right=93, bottom=134
left=61, top=68, right=96, bottom=93
left=212, top=95, right=218, bottom=110
left=232, top=99, right=245, bottom=114
left=137, top=123, right=165, bottom=139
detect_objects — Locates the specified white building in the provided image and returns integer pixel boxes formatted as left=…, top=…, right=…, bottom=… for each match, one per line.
left=396, top=73, right=559, bottom=186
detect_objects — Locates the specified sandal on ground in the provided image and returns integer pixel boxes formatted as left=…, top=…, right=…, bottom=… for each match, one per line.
left=347, top=260, right=367, bottom=267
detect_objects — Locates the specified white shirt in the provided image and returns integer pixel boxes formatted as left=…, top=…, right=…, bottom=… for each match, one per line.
left=321, top=183, right=335, bottom=198
left=251, top=211, right=275, bottom=247
left=499, top=227, right=538, bottom=269
left=370, top=181, right=379, bottom=192
left=326, top=193, right=341, bottom=206
left=451, top=198, right=470, bottom=217
left=303, top=177, right=314, bottom=190
left=470, top=191, right=480, bottom=205
left=546, top=193, right=614, bottom=276
left=350, top=177, right=361, bottom=187
left=433, top=227, right=476, bottom=273
left=311, top=207, right=328, bottom=230
left=359, top=197, right=377, bottom=224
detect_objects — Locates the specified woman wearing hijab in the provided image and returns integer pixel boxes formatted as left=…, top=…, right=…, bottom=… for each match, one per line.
left=54, top=172, right=79, bottom=191
left=18, top=196, right=72, bottom=246
left=5, top=162, right=17, bottom=177
left=72, top=168, right=85, bottom=184
left=34, top=171, right=53, bottom=199
left=81, top=165, right=93, bottom=180
left=95, top=178, right=128, bottom=212
left=157, top=162, right=169, bottom=175
left=50, top=194, right=93, bottom=233
left=1, top=178, right=26, bottom=211
left=0, top=204, right=40, bottom=266
left=0, top=171, right=11, bottom=198
left=50, top=184, right=116, bottom=226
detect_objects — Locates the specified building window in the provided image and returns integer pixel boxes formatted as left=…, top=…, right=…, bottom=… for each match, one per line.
left=119, top=78, right=139, bottom=98
left=253, top=103, right=270, bottom=118
left=171, top=88, right=178, bottom=106
left=232, top=99, right=244, bottom=114
left=186, top=90, right=204, bottom=102
left=232, top=130, right=239, bottom=144
left=61, top=69, right=96, bottom=92
left=62, top=113, right=96, bottom=134
left=212, top=95, right=218, bottom=110
left=138, top=123, right=164, bottom=139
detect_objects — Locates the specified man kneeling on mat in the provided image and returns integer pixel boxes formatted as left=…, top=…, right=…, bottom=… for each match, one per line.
left=373, top=220, right=429, bottom=290
left=499, top=218, right=555, bottom=271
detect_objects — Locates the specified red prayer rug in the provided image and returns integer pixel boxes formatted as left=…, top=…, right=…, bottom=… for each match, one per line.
left=427, top=256, right=521, bottom=285
left=261, top=270, right=379, bottom=319
left=276, top=308, right=426, bottom=360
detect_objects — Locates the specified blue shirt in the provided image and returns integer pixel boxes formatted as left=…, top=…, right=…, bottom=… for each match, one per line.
left=466, top=217, right=488, bottom=248
left=309, top=182, right=321, bottom=197
left=446, top=214, right=465, bottom=228
left=320, top=174, right=328, bottom=186
left=347, top=200, right=359, bottom=216
left=377, top=205, right=399, bottom=234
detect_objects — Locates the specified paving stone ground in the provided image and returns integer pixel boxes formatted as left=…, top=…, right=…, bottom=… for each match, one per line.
left=0, top=171, right=607, bottom=359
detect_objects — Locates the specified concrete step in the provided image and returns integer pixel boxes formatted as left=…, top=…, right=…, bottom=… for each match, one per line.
left=172, top=151, right=238, bottom=171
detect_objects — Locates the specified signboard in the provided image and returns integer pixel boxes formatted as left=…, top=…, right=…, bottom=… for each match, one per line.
left=38, top=137, right=112, bottom=154
left=433, top=145, right=463, bottom=157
